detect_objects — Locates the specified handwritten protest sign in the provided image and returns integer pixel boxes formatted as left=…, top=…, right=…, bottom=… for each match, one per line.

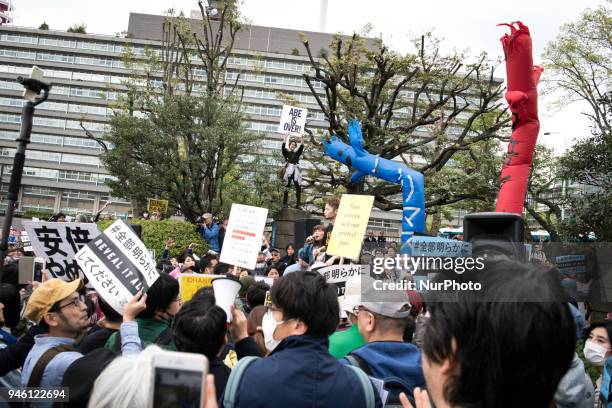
left=220, top=204, right=268, bottom=270
left=327, top=195, right=374, bottom=260
left=317, top=264, right=363, bottom=296
left=23, top=221, right=101, bottom=281
left=179, top=274, right=218, bottom=303
left=76, top=220, right=160, bottom=314
left=409, top=236, right=471, bottom=257
left=147, top=198, right=169, bottom=215
left=555, top=255, right=587, bottom=274
left=277, top=105, right=307, bottom=136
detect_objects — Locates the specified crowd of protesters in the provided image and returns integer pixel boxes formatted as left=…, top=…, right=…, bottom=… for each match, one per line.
left=0, top=195, right=606, bottom=408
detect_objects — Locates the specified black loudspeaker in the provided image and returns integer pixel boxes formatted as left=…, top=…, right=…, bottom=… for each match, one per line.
left=463, top=212, right=525, bottom=261
left=293, top=219, right=320, bottom=250
left=129, top=224, right=142, bottom=240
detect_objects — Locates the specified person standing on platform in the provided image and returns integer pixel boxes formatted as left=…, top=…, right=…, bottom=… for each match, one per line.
left=281, top=133, right=304, bottom=209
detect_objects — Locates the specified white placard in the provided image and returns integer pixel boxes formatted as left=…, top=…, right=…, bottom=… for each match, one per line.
left=76, top=220, right=160, bottom=314
left=220, top=204, right=268, bottom=270
left=22, top=221, right=101, bottom=281
left=277, top=105, right=307, bottom=136
left=317, top=264, right=363, bottom=296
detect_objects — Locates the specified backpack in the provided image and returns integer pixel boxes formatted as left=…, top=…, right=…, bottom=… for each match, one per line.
left=345, top=353, right=416, bottom=408
left=113, top=327, right=174, bottom=352
left=223, top=356, right=376, bottom=408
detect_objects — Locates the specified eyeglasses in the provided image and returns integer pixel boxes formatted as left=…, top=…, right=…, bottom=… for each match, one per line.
left=352, top=306, right=366, bottom=315
left=55, top=297, right=83, bottom=311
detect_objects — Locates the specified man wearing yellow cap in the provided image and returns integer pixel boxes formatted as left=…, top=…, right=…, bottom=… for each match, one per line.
left=21, top=278, right=146, bottom=400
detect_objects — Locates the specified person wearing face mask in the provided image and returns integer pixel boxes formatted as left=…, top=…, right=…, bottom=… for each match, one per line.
left=583, top=322, right=612, bottom=408
left=105, top=274, right=181, bottom=351
left=226, top=271, right=382, bottom=408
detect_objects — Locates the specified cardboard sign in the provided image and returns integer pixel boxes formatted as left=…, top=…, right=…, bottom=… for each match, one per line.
left=147, top=198, right=169, bottom=214
left=555, top=255, right=587, bottom=274
left=327, top=195, right=374, bottom=260
left=179, top=274, right=218, bottom=303
left=317, top=264, right=363, bottom=296
left=23, top=221, right=101, bottom=281
left=220, top=204, right=268, bottom=270
left=254, top=276, right=275, bottom=286
left=76, top=220, right=160, bottom=314
left=409, top=236, right=471, bottom=257
left=277, top=105, right=307, bottom=136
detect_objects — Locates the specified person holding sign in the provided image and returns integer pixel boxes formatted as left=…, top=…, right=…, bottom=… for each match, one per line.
left=281, top=133, right=305, bottom=209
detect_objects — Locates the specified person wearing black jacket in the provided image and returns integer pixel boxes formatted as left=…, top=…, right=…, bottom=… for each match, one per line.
left=0, top=324, right=44, bottom=376
left=172, top=291, right=260, bottom=397
left=281, top=133, right=305, bottom=209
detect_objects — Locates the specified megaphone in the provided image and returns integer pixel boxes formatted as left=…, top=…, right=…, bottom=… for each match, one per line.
left=212, top=277, right=242, bottom=322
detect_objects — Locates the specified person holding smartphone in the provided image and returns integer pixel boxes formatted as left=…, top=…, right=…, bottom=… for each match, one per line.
left=195, top=214, right=220, bottom=254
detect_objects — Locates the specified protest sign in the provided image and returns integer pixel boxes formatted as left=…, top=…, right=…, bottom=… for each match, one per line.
left=23, top=221, right=101, bottom=281
left=409, top=236, right=472, bottom=257
left=220, top=204, right=268, bottom=270
left=147, top=198, right=169, bottom=215
left=555, top=255, right=587, bottom=274
left=254, top=276, right=275, bottom=286
left=317, top=264, right=363, bottom=296
left=179, top=274, right=218, bottom=303
left=76, top=220, right=160, bottom=314
left=277, top=105, right=307, bottom=136
left=327, top=194, right=374, bottom=260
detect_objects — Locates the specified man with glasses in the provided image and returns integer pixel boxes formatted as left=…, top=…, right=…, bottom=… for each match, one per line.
left=21, top=278, right=146, bottom=399
left=226, top=271, right=382, bottom=408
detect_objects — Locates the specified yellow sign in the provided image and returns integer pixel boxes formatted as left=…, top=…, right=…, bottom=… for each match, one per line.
left=147, top=198, right=169, bottom=215
left=327, top=194, right=374, bottom=260
left=179, top=274, right=218, bottom=303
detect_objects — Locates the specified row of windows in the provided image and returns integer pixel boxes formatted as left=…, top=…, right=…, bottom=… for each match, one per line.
left=2, top=165, right=116, bottom=185
left=225, top=71, right=324, bottom=90
left=0, top=96, right=112, bottom=116
left=227, top=56, right=311, bottom=73
left=0, top=33, right=321, bottom=77
left=235, top=87, right=318, bottom=106
left=0, top=33, right=147, bottom=56
left=0, top=130, right=111, bottom=150
left=0, top=147, right=101, bottom=167
left=21, top=185, right=130, bottom=205
left=0, top=113, right=109, bottom=132
left=0, top=63, right=124, bottom=84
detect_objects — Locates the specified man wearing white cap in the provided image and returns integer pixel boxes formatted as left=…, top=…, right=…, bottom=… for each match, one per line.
left=341, top=290, right=425, bottom=404
left=196, top=213, right=220, bottom=254
left=329, top=276, right=365, bottom=358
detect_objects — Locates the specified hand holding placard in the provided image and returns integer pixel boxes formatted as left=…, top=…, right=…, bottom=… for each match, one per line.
left=327, top=195, right=374, bottom=260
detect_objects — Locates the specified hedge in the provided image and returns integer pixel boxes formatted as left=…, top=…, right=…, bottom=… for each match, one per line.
left=96, top=219, right=206, bottom=260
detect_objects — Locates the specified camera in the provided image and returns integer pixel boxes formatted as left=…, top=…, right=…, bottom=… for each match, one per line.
left=196, top=216, right=204, bottom=224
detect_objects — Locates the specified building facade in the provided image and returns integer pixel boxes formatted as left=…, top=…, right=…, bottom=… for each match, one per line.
left=0, top=12, right=499, bottom=239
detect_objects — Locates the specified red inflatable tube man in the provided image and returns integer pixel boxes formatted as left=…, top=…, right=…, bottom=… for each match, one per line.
left=495, top=21, right=543, bottom=214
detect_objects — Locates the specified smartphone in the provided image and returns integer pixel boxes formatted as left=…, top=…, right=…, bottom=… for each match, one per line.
left=18, top=257, right=35, bottom=285
left=34, top=257, right=45, bottom=282
left=150, top=351, right=208, bottom=408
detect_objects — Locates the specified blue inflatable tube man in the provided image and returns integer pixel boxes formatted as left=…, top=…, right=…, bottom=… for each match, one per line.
left=321, top=120, right=426, bottom=246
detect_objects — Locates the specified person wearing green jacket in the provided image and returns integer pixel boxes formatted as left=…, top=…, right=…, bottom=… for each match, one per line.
left=329, top=275, right=365, bottom=358
left=105, top=273, right=181, bottom=351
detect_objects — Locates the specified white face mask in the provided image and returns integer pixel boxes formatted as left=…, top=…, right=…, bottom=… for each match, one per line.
left=584, top=340, right=610, bottom=366
left=262, top=311, right=281, bottom=352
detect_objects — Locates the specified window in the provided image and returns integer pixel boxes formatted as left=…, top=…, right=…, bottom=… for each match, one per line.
left=0, top=49, right=36, bottom=60
left=37, top=52, right=74, bottom=64
left=34, top=117, right=65, bottom=129
left=0, top=34, right=38, bottom=44
left=39, top=37, right=77, bottom=48
left=0, top=113, right=22, bottom=124
left=27, top=150, right=61, bottom=163
left=23, top=186, right=57, bottom=197
left=62, top=154, right=100, bottom=167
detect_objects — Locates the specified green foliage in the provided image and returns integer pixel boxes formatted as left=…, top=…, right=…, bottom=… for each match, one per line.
left=96, top=219, right=203, bottom=259
left=67, top=23, right=87, bottom=34
left=22, top=210, right=54, bottom=220
left=38, top=22, right=49, bottom=30
left=102, top=6, right=257, bottom=222
left=291, top=48, right=300, bottom=56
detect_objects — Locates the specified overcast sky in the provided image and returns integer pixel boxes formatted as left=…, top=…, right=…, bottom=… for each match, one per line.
left=9, top=0, right=606, bottom=153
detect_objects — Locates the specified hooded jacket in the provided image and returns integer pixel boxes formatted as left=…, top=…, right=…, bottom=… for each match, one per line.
left=226, top=335, right=381, bottom=408
left=341, top=341, right=426, bottom=392
left=554, top=352, right=594, bottom=408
